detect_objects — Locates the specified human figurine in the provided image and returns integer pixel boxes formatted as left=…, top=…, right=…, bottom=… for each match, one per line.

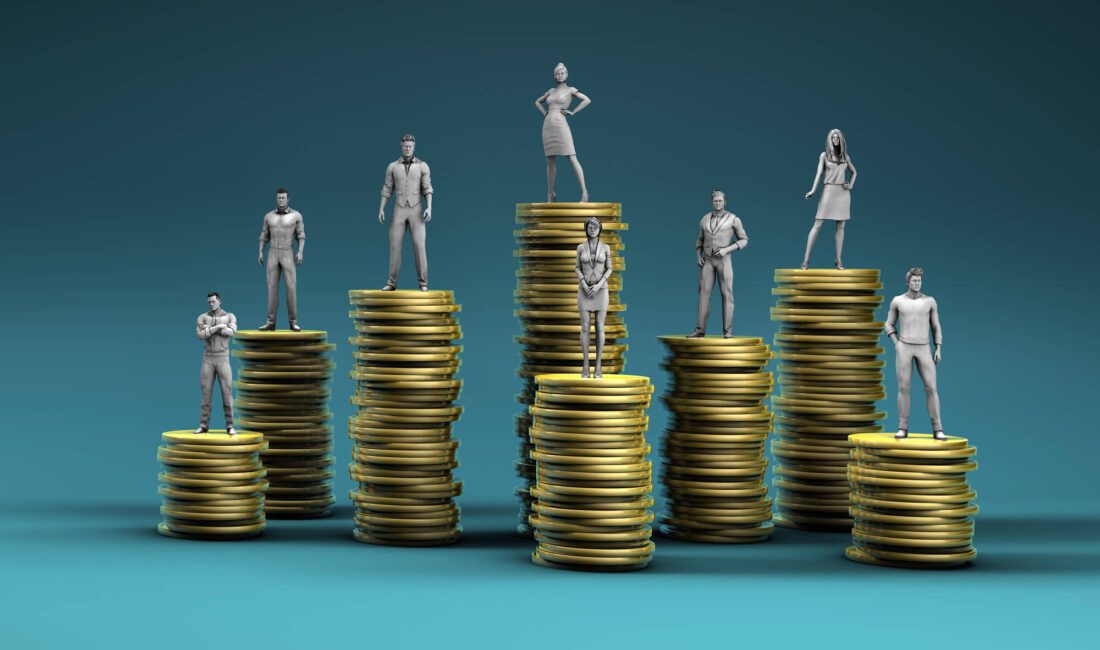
left=576, top=216, right=612, bottom=378
left=196, top=291, right=237, bottom=435
left=885, top=267, right=946, bottom=441
left=378, top=134, right=433, bottom=291
left=802, top=128, right=858, bottom=270
left=535, top=62, right=591, bottom=203
left=257, top=188, right=305, bottom=331
left=688, top=190, right=748, bottom=339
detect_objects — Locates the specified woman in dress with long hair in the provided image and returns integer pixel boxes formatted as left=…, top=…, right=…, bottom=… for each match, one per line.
left=576, top=216, right=611, bottom=378
left=535, top=62, right=591, bottom=202
left=802, top=128, right=858, bottom=269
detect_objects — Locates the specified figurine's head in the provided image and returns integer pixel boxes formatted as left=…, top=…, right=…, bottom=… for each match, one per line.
left=401, top=134, right=416, bottom=159
left=826, top=129, right=847, bottom=162
left=275, top=188, right=289, bottom=210
left=554, top=63, right=568, bottom=83
left=584, top=216, right=602, bottom=239
left=711, top=190, right=726, bottom=213
left=207, top=291, right=221, bottom=312
left=905, top=267, right=924, bottom=293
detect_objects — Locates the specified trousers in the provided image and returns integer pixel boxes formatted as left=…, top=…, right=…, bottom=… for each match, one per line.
left=388, top=204, right=428, bottom=287
left=696, top=253, right=734, bottom=334
left=895, top=341, right=943, bottom=431
left=265, top=247, right=298, bottom=325
left=200, top=354, right=233, bottom=428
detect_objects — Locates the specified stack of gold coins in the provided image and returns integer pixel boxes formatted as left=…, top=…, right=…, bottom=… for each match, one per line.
left=657, top=336, right=775, bottom=543
left=513, top=202, right=629, bottom=535
left=157, top=430, right=268, bottom=540
left=346, top=289, right=463, bottom=546
left=847, top=433, right=978, bottom=568
left=528, top=374, right=654, bottom=571
left=769, top=269, right=886, bottom=531
left=233, top=331, right=336, bottom=518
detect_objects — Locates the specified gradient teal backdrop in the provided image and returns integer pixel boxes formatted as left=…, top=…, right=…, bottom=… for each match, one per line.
left=3, top=1, right=1097, bottom=648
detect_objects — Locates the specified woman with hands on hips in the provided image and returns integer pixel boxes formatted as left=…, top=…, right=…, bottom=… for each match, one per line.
left=535, top=62, right=591, bottom=203
left=802, top=128, right=857, bottom=270
left=576, top=216, right=612, bottom=378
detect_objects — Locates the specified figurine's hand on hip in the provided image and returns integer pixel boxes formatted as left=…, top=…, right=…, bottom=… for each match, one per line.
left=843, top=182, right=851, bottom=190
left=561, top=109, right=572, bottom=116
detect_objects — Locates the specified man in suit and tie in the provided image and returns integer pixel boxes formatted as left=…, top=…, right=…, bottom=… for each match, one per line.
left=689, top=190, right=749, bottom=338
left=378, top=134, right=434, bottom=291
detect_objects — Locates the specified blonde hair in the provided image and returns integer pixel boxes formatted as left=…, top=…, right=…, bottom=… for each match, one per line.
left=825, top=128, right=848, bottom=163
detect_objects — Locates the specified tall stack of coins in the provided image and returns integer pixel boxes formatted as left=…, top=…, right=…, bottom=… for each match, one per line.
left=233, top=331, right=336, bottom=518
left=346, top=289, right=463, bottom=546
left=157, top=430, right=268, bottom=540
left=514, top=202, right=629, bottom=535
left=657, top=336, right=775, bottom=543
left=528, top=374, right=655, bottom=571
left=847, top=433, right=978, bottom=568
left=769, top=269, right=886, bottom=531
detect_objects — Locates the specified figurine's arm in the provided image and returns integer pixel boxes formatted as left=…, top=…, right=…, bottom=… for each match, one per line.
left=379, top=164, right=393, bottom=223
left=535, top=90, right=550, bottom=116
left=805, top=153, right=825, bottom=199
left=220, top=313, right=237, bottom=337
left=721, top=218, right=748, bottom=256
left=421, top=162, right=433, bottom=222
left=695, top=220, right=705, bottom=266
left=566, top=89, right=591, bottom=116
left=294, top=213, right=305, bottom=263
left=845, top=156, right=857, bottom=190
left=197, top=315, right=216, bottom=340
left=575, top=246, right=589, bottom=291
left=598, top=244, right=612, bottom=285
left=884, top=297, right=899, bottom=344
left=929, top=297, right=942, bottom=362
left=258, top=216, right=270, bottom=264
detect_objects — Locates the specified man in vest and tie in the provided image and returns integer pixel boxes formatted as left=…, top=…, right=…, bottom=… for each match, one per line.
left=378, top=134, right=434, bottom=291
left=688, top=190, right=749, bottom=338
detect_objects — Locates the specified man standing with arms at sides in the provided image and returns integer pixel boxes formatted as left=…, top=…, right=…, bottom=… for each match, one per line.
left=885, top=267, right=947, bottom=440
left=258, top=188, right=305, bottom=331
left=688, top=190, right=748, bottom=338
left=196, top=292, right=237, bottom=435
left=378, top=134, right=433, bottom=291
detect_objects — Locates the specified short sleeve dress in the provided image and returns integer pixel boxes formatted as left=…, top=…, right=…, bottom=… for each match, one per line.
left=814, top=155, right=851, bottom=221
left=542, top=87, right=577, bottom=157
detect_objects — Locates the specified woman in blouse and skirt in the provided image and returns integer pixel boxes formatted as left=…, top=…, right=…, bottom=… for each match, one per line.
left=535, top=62, right=591, bottom=202
left=576, top=216, right=612, bottom=378
left=802, top=128, right=858, bottom=270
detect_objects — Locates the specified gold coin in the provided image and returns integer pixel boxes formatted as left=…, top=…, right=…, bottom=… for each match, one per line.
left=234, top=330, right=328, bottom=341
left=849, top=432, right=969, bottom=450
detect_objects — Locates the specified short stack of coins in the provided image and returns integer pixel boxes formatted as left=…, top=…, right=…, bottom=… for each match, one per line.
left=528, top=374, right=655, bottom=571
left=769, top=269, right=886, bottom=531
left=232, top=330, right=336, bottom=518
left=347, top=289, right=463, bottom=546
left=513, top=201, right=629, bottom=535
left=846, top=433, right=978, bottom=568
left=657, top=336, right=775, bottom=543
left=157, top=430, right=268, bottom=540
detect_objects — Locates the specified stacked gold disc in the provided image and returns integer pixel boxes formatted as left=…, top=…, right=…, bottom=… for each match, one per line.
left=513, top=202, right=629, bottom=535
left=233, top=331, right=336, bottom=518
left=847, top=433, right=978, bottom=568
left=528, top=374, right=655, bottom=571
left=157, top=430, right=268, bottom=540
left=657, top=336, right=775, bottom=543
left=769, top=269, right=886, bottom=531
left=347, top=289, right=463, bottom=546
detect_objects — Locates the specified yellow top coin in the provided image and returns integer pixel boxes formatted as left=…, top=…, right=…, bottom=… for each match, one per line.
left=517, top=202, right=621, bottom=210
left=349, top=289, right=454, bottom=300
left=535, top=374, right=651, bottom=388
left=658, top=335, right=765, bottom=346
left=162, top=430, right=263, bottom=445
left=774, top=269, right=880, bottom=277
left=234, top=330, right=328, bottom=341
left=849, top=432, right=969, bottom=450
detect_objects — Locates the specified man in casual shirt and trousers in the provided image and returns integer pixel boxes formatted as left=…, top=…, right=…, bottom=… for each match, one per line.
left=196, top=292, right=237, bottom=435
left=885, top=267, right=946, bottom=440
left=689, top=190, right=749, bottom=338
left=378, top=134, right=433, bottom=291
left=258, top=188, right=306, bottom=331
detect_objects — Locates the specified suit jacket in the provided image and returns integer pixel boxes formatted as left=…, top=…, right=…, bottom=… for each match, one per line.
left=696, top=211, right=748, bottom=257
left=381, top=157, right=433, bottom=208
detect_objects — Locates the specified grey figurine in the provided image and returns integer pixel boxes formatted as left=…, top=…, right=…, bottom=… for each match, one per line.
left=378, top=134, right=433, bottom=291
left=535, top=62, right=591, bottom=203
left=258, top=188, right=306, bottom=331
left=688, top=190, right=748, bottom=338
left=196, top=291, right=237, bottom=435
left=802, top=129, right=858, bottom=270
left=885, top=267, right=946, bottom=440
left=576, top=216, right=612, bottom=378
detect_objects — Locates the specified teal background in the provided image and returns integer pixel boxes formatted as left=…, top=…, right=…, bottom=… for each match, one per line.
left=3, top=0, right=1098, bottom=647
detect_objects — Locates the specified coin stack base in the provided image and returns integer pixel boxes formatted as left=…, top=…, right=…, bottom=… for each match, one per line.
left=233, top=330, right=336, bottom=518
left=347, top=289, right=463, bottom=547
left=657, top=336, right=775, bottom=543
left=846, top=433, right=978, bottom=569
left=157, top=430, right=268, bottom=540
left=770, top=269, right=886, bottom=531
left=529, top=374, right=655, bottom=571
left=514, top=202, right=630, bottom=536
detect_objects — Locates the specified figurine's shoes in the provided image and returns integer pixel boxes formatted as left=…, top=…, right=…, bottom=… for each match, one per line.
left=419, top=285, right=429, bottom=292
left=723, top=330, right=733, bottom=339
left=800, top=262, right=809, bottom=270
left=381, top=284, right=396, bottom=291
left=686, top=329, right=706, bottom=338
left=580, top=192, right=589, bottom=203
left=194, top=426, right=208, bottom=434
left=227, top=427, right=237, bottom=436
left=932, top=430, right=948, bottom=441
left=835, top=261, right=845, bottom=270
left=289, top=321, right=301, bottom=332
left=895, top=429, right=908, bottom=439
left=257, top=322, right=276, bottom=332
